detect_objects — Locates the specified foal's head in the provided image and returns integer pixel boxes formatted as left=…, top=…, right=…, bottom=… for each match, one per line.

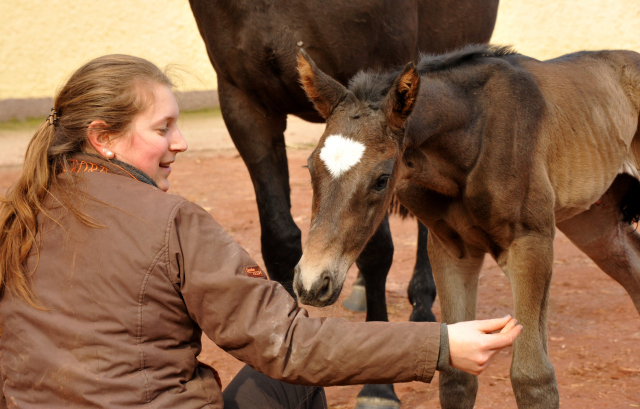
left=293, top=50, right=420, bottom=306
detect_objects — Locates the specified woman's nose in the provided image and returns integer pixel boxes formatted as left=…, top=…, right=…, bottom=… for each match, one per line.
left=171, top=128, right=188, bottom=152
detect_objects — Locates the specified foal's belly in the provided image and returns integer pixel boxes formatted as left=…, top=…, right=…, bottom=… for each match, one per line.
left=547, top=127, right=632, bottom=223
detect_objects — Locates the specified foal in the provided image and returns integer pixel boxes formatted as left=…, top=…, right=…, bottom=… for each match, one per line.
left=294, top=45, right=640, bottom=408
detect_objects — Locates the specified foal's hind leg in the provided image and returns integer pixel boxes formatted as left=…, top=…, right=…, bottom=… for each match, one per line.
left=353, top=215, right=402, bottom=409
left=557, top=175, right=640, bottom=314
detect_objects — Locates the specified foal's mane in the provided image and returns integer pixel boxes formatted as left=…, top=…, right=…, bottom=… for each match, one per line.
left=348, top=44, right=518, bottom=106
left=349, top=44, right=518, bottom=219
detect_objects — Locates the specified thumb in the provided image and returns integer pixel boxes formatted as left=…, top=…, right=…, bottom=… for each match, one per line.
left=474, top=315, right=513, bottom=333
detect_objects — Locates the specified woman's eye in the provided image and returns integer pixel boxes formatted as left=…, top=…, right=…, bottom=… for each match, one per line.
left=373, top=175, right=390, bottom=191
left=158, top=127, right=169, bottom=135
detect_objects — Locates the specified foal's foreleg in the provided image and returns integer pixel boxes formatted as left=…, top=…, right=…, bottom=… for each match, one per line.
left=499, top=234, right=558, bottom=409
left=428, top=233, right=484, bottom=409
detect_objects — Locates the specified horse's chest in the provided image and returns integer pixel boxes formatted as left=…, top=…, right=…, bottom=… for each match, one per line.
left=395, top=181, right=501, bottom=257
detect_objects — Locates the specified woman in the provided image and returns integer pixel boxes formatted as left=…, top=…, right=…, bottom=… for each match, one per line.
left=0, top=55, right=521, bottom=408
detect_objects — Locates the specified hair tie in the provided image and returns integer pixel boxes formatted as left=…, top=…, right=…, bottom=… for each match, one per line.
left=47, top=108, right=59, bottom=126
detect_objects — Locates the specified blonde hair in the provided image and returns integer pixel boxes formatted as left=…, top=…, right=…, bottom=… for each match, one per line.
left=0, top=54, right=173, bottom=306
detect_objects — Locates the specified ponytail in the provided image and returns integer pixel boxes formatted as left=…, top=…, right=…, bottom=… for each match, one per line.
left=0, top=54, right=173, bottom=306
left=0, top=121, right=56, bottom=306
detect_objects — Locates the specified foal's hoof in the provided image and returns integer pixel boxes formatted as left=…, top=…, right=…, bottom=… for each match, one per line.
left=342, top=284, right=367, bottom=312
left=354, top=397, right=401, bottom=409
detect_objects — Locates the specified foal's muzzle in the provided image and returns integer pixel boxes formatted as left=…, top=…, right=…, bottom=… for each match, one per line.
left=293, top=266, right=339, bottom=307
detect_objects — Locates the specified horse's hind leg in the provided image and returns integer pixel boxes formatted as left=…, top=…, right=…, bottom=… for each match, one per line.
left=353, top=215, right=401, bottom=409
left=408, top=221, right=437, bottom=322
left=217, top=78, right=301, bottom=295
left=557, top=174, right=640, bottom=314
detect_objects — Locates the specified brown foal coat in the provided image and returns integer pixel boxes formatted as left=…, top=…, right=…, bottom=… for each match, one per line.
left=295, top=46, right=640, bottom=409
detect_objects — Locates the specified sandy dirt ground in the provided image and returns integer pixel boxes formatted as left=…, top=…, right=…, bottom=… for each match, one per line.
left=1, top=112, right=639, bottom=408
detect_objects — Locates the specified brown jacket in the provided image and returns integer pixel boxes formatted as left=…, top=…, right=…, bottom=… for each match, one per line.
left=0, top=155, right=440, bottom=408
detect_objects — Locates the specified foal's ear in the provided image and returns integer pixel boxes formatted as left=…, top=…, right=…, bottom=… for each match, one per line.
left=297, top=49, right=348, bottom=119
left=383, top=62, right=420, bottom=132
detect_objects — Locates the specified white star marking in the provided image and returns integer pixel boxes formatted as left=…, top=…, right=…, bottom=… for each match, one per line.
left=319, top=134, right=366, bottom=179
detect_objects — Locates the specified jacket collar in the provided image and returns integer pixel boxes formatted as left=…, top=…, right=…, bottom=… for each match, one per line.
left=69, top=153, right=158, bottom=188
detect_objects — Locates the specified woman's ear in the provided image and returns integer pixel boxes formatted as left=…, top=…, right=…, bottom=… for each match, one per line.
left=87, top=120, right=115, bottom=159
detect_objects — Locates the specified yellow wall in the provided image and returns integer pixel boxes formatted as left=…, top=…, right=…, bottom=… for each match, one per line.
left=492, top=0, right=640, bottom=60
left=0, top=0, right=216, bottom=100
left=1, top=0, right=639, bottom=101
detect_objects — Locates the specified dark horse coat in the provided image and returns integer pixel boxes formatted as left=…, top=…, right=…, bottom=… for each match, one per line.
left=296, top=45, right=640, bottom=409
left=188, top=2, right=498, bottom=406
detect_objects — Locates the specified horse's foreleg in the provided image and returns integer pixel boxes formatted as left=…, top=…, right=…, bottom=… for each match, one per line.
left=557, top=175, right=640, bottom=314
left=428, top=232, right=484, bottom=409
left=342, top=216, right=394, bottom=314
left=408, top=221, right=437, bottom=322
left=500, top=234, right=558, bottom=409
left=218, top=79, right=300, bottom=295
left=344, top=221, right=437, bottom=322
left=356, top=214, right=394, bottom=322
left=353, top=215, right=401, bottom=409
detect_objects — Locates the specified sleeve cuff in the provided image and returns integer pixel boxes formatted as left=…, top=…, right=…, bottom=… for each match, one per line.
left=436, top=322, right=450, bottom=371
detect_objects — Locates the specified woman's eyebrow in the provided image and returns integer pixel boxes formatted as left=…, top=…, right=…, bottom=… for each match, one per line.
left=152, top=115, right=177, bottom=126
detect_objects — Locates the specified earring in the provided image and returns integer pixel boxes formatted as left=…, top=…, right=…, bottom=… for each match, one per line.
left=103, top=148, right=114, bottom=159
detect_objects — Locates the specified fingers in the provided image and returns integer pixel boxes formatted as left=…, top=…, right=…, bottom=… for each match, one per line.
left=489, top=321, right=523, bottom=350
left=474, top=314, right=513, bottom=333
left=471, top=323, right=522, bottom=374
left=499, top=317, right=517, bottom=334
left=446, top=316, right=523, bottom=375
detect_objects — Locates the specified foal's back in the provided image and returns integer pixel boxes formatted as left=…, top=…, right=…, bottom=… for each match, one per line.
left=524, top=50, right=640, bottom=221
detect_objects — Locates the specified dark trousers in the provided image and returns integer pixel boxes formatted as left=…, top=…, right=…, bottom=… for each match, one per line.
left=222, top=365, right=327, bottom=409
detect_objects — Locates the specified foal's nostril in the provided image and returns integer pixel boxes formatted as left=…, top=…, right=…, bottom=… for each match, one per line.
left=315, top=271, right=333, bottom=301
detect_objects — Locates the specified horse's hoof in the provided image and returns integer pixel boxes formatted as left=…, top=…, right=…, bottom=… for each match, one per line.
left=342, top=284, right=367, bottom=312
left=354, top=397, right=401, bottom=409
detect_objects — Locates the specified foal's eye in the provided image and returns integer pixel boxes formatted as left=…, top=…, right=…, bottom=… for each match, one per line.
left=373, top=175, right=390, bottom=191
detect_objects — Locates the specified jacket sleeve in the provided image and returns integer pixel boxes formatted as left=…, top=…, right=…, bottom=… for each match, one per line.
left=167, top=201, right=440, bottom=386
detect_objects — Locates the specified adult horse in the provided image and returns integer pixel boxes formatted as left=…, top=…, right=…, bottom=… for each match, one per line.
left=189, top=1, right=498, bottom=406
left=295, top=45, right=640, bottom=408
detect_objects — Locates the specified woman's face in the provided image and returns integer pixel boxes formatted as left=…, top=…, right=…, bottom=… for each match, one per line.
left=110, top=83, right=187, bottom=191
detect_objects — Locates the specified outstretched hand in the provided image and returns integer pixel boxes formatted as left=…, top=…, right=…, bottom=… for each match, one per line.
left=447, top=315, right=522, bottom=375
